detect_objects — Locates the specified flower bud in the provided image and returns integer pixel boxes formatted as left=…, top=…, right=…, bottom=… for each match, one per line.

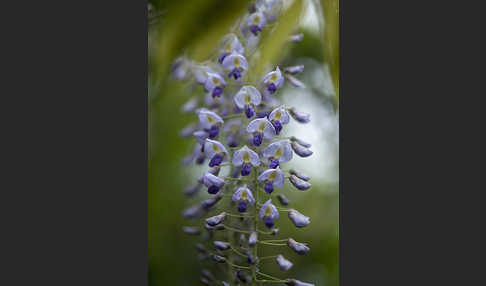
left=249, top=231, right=257, bottom=247
left=291, top=142, right=313, bottom=157
left=288, top=209, right=310, bottom=228
left=277, top=194, right=290, bottom=206
left=271, top=228, right=280, bottom=235
left=236, top=270, right=251, bottom=283
left=195, top=243, right=206, bottom=253
left=182, top=226, right=201, bottom=235
left=285, top=74, right=305, bottom=88
left=201, top=269, right=214, bottom=281
left=287, top=238, right=310, bottom=255
left=214, top=241, right=231, bottom=251
left=284, top=65, right=304, bottom=75
left=181, top=97, right=199, bottom=113
left=247, top=252, right=258, bottom=265
left=179, top=123, right=197, bottom=138
left=183, top=184, right=201, bottom=197
left=288, top=107, right=310, bottom=123
left=182, top=205, right=203, bottom=219
left=290, top=136, right=312, bottom=148
left=286, top=279, right=315, bottom=286
left=200, top=277, right=210, bottom=285
left=276, top=254, right=293, bottom=271
left=200, top=195, right=222, bottom=210
left=210, top=254, right=226, bottom=263
left=222, top=282, right=230, bottom=286
left=289, top=175, right=312, bottom=190
left=289, top=169, right=310, bottom=181
left=205, top=212, right=226, bottom=226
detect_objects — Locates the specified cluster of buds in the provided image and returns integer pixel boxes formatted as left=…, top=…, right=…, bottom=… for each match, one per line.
left=175, top=1, right=316, bottom=285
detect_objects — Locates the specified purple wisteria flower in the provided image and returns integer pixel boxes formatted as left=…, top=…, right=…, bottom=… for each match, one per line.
left=214, top=241, right=231, bottom=251
left=202, top=172, right=225, bottom=194
left=206, top=212, right=226, bottom=226
left=234, top=85, right=262, bottom=118
left=289, top=174, right=312, bottom=191
left=246, top=118, right=276, bottom=146
left=247, top=11, right=266, bottom=36
left=276, top=254, right=293, bottom=271
left=259, top=199, right=279, bottom=228
left=204, top=139, right=228, bottom=167
left=261, top=0, right=282, bottom=22
left=289, top=169, right=310, bottom=181
left=204, top=72, right=226, bottom=98
left=284, top=65, right=305, bottom=74
left=197, top=108, right=224, bottom=139
left=193, top=65, right=215, bottom=84
left=232, top=185, right=255, bottom=212
left=291, top=141, right=313, bottom=157
left=288, top=209, right=310, bottom=228
left=268, top=106, right=290, bottom=134
left=232, top=145, right=260, bottom=176
left=249, top=231, right=257, bottom=247
left=258, top=166, right=284, bottom=194
left=287, top=238, right=310, bottom=255
left=262, top=66, right=284, bottom=95
left=277, top=194, right=290, bottom=206
left=263, top=140, right=292, bottom=169
left=218, top=34, right=244, bottom=64
left=222, top=53, right=248, bottom=80
left=288, top=107, right=310, bottom=123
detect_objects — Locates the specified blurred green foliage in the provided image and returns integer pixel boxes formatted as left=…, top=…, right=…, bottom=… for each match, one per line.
left=148, top=1, right=339, bottom=285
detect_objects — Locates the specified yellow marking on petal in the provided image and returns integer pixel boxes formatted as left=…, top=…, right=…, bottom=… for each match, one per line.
left=225, top=43, right=231, bottom=53
left=234, top=57, right=241, bottom=68
left=243, top=151, right=251, bottom=163
left=268, top=171, right=276, bottom=181
left=269, top=73, right=277, bottom=83
left=212, top=78, right=221, bottom=85
left=207, top=115, right=215, bottom=125
left=274, top=111, right=282, bottom=121
left=252, top=16, right=260, bottom=25
left=241, top=191, right=248, bottom=201
left=244, top=95, right=251, bottom=105
left=264, top=205, right=272, bottom=217
left=257, top=122, right=266, bottom=133
left=212, top=143, right=221, bottom=153
left=274, top=148, right=283, bottom=159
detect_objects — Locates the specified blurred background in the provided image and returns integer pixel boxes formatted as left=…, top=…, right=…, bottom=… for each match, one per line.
left=148, top=0, right=339, bottom=285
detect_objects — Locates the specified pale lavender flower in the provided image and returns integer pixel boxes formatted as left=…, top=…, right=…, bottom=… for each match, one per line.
left=204, top=91, right=225, bottom=108
left=247, top=11, right=266, bottom=36
left=276, top=254, right=293, bottom=271
left=263, top=140, right=292, bottom=168
left=289, top=175, right=311, bottom=191
left=171, top=56, right=191, bottom=80
left=259, top=199, right=279, bottom=228
left=291, top=141, right=313, bottom=157
left=200, top=195, right=222, bottom=210
left=236, top=270, right=251, bottom=283
left=218, top=34, right=244, bottom=64
left=201, top=269, right=214, bottom=281
left=262, top=66, right=284, bottom=95
left=234, top=86, right=262, bottom=118
left=202, top=172, right=225, bottom=194
left=268, top=106, right=290, bottom=134
left=181, top=97, right=199, bottom=113
left=197, top=108, right=224, bottom=138
left=258, top=167, right=285, bottom=194
left=183, top=184, right=201, bottom=197
left=204, top=72, right=226, bottom=98
left=288, top=209, right=310, bottom=228
left=193, top=65, right=215, bottom=84
left=182, top=205, right=203, bottom=219
left=290, top=136, right=312, bottom=148
left=287, top=238, right=310, bottom=255
left=261, top=0, right=282, bottom=22
left=232, top=145, right=260, bottom=176
left=210, top=254, right=226, bottom=263
left=271, top=228, right=279, bottom=235
left=232, top=185, right=256, bottom=213
left=247, top=118, right=276, bottom=146
left=222, top=53, right=248, bottom=80
left=206, top=212, right=226, bottom=226
left=179, top=123, right=197, bottom=138
left=204, top=139, right=229, bottom=167
left=193, top=130, right=209, bottom=146
left=288, top=107, right=310, bottom=123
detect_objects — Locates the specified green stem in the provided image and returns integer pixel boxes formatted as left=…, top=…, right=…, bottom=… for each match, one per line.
left=257, top=241, right=287, bottom=246
left=230, top=245, right=248, bottom=258
left=256, top=271, right=287, bottom=282
left=222, top=224, right=253, bottom=234
left=226, top=260, right=252, bottom=270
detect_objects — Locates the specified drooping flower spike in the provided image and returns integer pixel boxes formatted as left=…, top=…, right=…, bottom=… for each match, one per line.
left=246, top=118, right=276, bottom=146
left=262, top=66, right=284, bottom=95
left=202, top=172, right=225, bottom=194
left=232, top=145, right=260, bottom=176
left=268, top=106, right=290, bottom=134
left=259, top=199, right=279, bottom=228
left=204, top=72, right=226, bottom=98
left=197, top=108, right=224, bottom=139
left=234, top=86, right=262, bottom=118
left=263, top=140, right=292, bottom=168
left=247, top=11, right=266, bottom=36
left=222, top=53, right=248, bottom=80
left=218, top=34, right=244, bottom=64
left=258, top=166, right=285, bottom=194
left=232, top=185, right=256, bottom=212
left=204, top=139, right=228, bottom=167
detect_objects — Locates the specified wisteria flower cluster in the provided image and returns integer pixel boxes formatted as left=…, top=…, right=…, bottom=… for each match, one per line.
left=175, top=1, right=315, bottom=285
